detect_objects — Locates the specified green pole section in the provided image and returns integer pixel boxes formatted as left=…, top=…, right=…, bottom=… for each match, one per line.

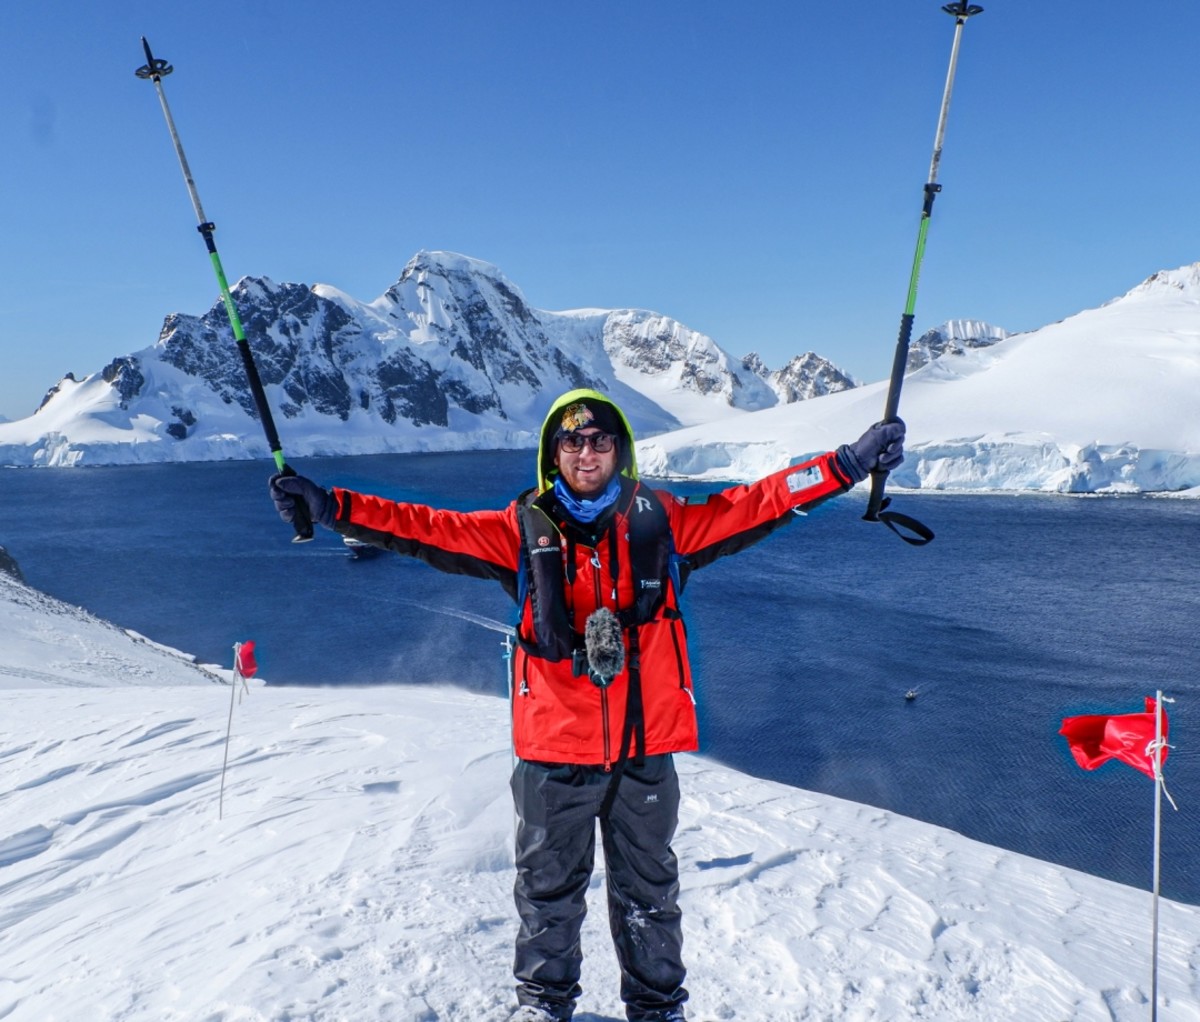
left=904, top=216, right=933, bottom=318
left=202, top=247, right=286, bottom=476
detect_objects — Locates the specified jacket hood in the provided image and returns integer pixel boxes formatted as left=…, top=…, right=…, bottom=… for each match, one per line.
left=537, top=389, right=638, bottom=492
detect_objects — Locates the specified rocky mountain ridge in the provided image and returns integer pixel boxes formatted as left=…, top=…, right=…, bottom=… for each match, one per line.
left=2, top=251, right=876, bottom=466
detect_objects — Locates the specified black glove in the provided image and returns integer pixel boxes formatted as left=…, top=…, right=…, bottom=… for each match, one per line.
left=269, top=473, right=337, bottom=529
left=836, top=419, right=906, bottom=484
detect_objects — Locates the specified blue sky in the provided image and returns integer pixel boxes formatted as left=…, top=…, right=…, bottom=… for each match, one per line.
left=1, top=1, right=1197, bottom=420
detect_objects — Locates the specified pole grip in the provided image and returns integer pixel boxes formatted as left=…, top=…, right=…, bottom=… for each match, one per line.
left=277, top=464, right=315, bottom=543
left=864, top=311, right=916, bottom=522
left=863, top=311, right=934, bottom=543
left=883, top=312, right=916, bottom=422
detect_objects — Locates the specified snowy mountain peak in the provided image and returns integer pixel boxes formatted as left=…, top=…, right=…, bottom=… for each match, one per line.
left=378, top=250, right=539, bottom=337
left=745, top=350, right=860, bottom=403
left=400, top=249, right=524, bottom=291
left=598, top=308, right=779, bottom=416
left=1121, top=261, right=1200, bottom=300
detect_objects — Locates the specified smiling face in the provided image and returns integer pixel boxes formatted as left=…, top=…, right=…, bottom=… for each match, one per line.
left=554, top=428, right=620, bottom=497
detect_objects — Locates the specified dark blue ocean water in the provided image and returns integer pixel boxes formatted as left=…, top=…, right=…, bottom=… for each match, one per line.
left=2, top=451, right=1197, bottom=903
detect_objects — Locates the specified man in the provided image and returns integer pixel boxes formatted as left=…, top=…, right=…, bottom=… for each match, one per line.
left=270, top=388, right=904, bottom=1022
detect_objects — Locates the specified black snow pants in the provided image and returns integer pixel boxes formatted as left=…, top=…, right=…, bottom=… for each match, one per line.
left=511, top=754, right=688, bottom=1021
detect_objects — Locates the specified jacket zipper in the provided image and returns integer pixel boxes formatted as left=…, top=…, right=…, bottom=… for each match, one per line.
left=668, top=612, right=694, bottom=703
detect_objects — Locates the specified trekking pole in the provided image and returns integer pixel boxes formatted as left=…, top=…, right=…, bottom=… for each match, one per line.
left=862, top=1, right=984, bottom=545
left=135, top=37, right=313, bottom=542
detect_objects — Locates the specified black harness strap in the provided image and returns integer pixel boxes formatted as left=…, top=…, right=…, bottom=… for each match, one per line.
left=599, top=624, right=645, bottom=820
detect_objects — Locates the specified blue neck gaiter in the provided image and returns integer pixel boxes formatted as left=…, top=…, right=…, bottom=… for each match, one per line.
left=553, top=474, right=621, bottom=523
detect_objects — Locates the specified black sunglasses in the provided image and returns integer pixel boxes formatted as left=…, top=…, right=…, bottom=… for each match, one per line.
left=557, top=432, right=617, bottom=453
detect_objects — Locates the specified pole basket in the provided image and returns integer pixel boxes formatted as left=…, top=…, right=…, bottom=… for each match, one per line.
left=942, top=3, right=983, bottom=17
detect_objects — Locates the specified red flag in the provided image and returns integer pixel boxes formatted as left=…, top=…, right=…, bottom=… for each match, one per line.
left=235, top=640, right=258, bottom=679
left=1059, top=697, right=1168, bottom=780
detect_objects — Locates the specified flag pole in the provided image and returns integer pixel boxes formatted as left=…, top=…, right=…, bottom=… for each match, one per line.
left=1149, top=689, right=1173, bottom=1022
left=219, top=643, right=245, bottom=820
left=1060, top=692, right=1177, bottom=1020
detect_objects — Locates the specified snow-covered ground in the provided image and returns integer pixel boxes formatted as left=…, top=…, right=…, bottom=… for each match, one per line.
left=1, top=571, right=1198, bottom=1021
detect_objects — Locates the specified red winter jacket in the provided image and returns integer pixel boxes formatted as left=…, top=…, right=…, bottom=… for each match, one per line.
left=329, top=444, right=851, bottom=767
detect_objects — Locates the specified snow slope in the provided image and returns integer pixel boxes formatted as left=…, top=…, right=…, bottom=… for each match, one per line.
left=1, top=575, right=1197, bottom=1021
left=639, top=265, right=1200, bottom=493
left=0, top=572, right=217, bottom=690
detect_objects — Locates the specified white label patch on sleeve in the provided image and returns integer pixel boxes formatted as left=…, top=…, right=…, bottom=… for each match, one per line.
left=785, top=464, right=825, bottom=493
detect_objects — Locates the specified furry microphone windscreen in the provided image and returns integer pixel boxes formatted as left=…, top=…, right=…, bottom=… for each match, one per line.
left=584, top=607, right=625, bottom=681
